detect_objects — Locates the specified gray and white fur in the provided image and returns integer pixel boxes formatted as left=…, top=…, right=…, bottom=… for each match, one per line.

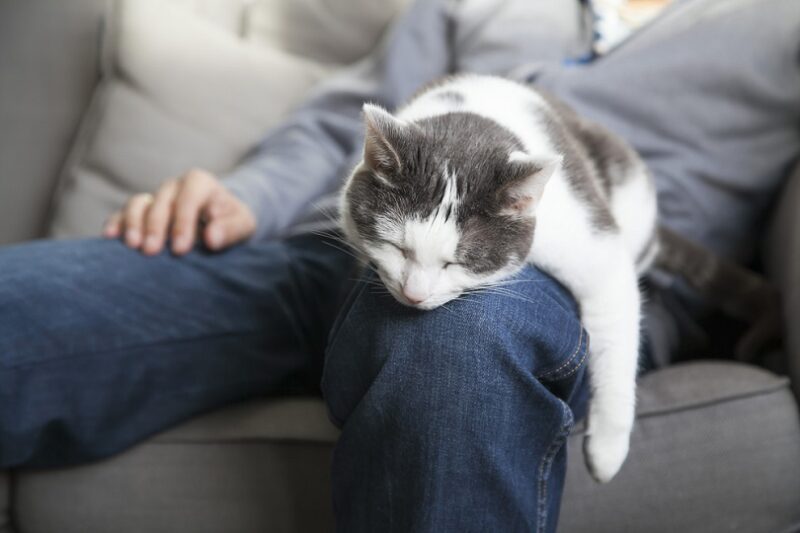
left=339, top=74, right=780, bottom=482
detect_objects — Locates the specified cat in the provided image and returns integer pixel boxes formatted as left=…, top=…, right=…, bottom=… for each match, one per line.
left=338, top=74, right=781, bottom=483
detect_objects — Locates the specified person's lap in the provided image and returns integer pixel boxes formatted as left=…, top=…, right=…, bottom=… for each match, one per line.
left=0, top=234, right=355, bottom=467
left=0, top=232, right=588, bottom=474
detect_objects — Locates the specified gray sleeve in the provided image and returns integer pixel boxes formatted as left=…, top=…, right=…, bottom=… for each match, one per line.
left=224, top=0, right=454, bottom=241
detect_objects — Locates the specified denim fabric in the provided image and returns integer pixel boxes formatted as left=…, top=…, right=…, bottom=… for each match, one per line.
left=323, top=267, right=588, bottom=533
left=0, top=235, right=355, bottom=467
left=0, top=237, right=587, bottom=532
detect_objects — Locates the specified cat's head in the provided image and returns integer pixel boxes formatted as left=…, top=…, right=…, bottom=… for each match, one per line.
left=341, top=103, right=560, bottom=310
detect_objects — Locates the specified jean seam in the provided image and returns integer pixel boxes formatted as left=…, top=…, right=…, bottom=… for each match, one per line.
left=324, top=277, right=371, bottom=360
left=536, top=401, right=574, bottom=533
left=320, top=279, right=371, bottom=426
left=536, top=328, right=588, bottom=382
left=540, top=334, right=589, bottom=383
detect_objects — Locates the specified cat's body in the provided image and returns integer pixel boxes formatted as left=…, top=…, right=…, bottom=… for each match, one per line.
left=339, top=74, right=776, bottom=483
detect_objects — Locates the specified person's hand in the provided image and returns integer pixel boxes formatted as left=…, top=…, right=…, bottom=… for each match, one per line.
left=103, top=169, right=257, bottom=256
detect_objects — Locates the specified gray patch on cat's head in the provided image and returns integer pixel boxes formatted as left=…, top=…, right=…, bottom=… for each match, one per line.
left=345, top=110, right=540, bottom=275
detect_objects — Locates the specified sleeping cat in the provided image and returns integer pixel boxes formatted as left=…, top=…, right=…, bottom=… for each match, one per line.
left=338, top=74, right=780, bottom=483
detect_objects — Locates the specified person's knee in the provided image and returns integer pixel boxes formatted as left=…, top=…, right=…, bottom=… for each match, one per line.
left=322, top=266, right=586, bottom=428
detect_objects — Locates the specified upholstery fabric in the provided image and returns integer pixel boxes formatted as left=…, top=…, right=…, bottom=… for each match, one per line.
left=150, top=397, right=340, bottom=444
left=244, top=0, right=409, bottom=65
left=559, top=362, right=800, bottom=533
left=765, top=162, right=800, bottom=400
left=14, top=442, right=334, bottom=533
left=48, top=0, right=408, bottom=238
left=0, top=472, right=9, bottom=533
left=0, top=0, right=105, bottom=244
left=11, top=362, right=800, bottom=533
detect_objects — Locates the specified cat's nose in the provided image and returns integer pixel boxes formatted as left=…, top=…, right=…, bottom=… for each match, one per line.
left=402, top=287, right=427, bottom=305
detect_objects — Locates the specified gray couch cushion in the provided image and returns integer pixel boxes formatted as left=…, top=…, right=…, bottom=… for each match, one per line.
left=12, top=399, right=340, bottom=533
left=560, top=362, right=800, bottom=533
left=151, top=397, right=339, bottom=444
left=14, top=442, right=334, bottom=533
left=10, top=362, right=799, bottom=533
left=0, top=472, right=9, bottom=533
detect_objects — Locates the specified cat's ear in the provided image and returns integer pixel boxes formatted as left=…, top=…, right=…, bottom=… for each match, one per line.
left=502, top=151, right=561, bottom=215
left=362, top=103, right=416, bottom=176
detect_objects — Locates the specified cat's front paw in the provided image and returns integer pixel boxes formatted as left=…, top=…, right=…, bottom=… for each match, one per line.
left=583, top=427, right=630, bottom=483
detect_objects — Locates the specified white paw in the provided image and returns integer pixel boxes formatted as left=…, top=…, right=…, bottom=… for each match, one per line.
left=583, top=427, right=630, bottom=483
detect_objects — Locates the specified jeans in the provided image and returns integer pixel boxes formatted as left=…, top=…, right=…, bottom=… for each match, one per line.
left=0, top=235, right=588, bottom=532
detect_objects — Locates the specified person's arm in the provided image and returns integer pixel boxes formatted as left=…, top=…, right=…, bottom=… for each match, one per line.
left=224, top=0, right=455, bottom=241
left=104, top=0, right=454, bottom=254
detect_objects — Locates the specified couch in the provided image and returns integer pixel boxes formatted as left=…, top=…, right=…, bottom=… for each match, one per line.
left=1, top=1, right=799, bottom=532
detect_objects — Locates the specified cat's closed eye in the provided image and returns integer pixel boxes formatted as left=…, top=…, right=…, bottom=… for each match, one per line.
left=384, top=241, right=409, bottom=258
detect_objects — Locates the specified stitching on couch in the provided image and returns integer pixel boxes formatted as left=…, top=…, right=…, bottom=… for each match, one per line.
left=568, top=382, right=792, bottom=436
left=635, top=381, right=792, bottom=419
left=536, top=400, right=574, bottom=533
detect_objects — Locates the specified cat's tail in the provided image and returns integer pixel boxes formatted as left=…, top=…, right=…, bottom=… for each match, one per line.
left=653, top=225, right=783, bottom=360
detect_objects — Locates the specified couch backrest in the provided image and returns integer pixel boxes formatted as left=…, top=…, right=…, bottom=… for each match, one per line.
left=0, top=0, right=409, bottom=245
left=0, top=0, right=106, bottom=245
left=764, top=161, right=800, bottom=399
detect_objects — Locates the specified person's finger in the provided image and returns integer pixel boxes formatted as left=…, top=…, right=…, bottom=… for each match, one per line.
left=171, top=169, right=216, bottom=255
left=200, top=190, right=257, bottom=250
left=142, top=180, right=179, bottom=255
left=203, top=209, right=256, bottom=251
left=122, top=193, right=155, bottom=248
left=104, top=211, right=123, bottom=238
left=201, top=190, right=231, bottom=221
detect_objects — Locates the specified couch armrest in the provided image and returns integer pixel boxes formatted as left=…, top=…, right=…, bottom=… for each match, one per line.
left=764, top=161, right=800, bottom=399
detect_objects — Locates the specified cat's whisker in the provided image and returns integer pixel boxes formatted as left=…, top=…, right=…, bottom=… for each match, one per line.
left=433, top=300, right=458, bottom=315
left=452, top=293, right=485, bottom=308
left=483, top=279, right=547, bottom=288
left=479, top=288, right=540, bottom=304
left=356, top=280, right=387, bottom=289
left=459, top=286, right=541, bottom=306
left=309, top=201, right=342, bottom=227
left=316, top=238, right=367, bottom=263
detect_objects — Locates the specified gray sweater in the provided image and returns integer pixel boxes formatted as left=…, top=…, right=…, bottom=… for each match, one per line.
left=225, top=0, right=800, bottom=264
